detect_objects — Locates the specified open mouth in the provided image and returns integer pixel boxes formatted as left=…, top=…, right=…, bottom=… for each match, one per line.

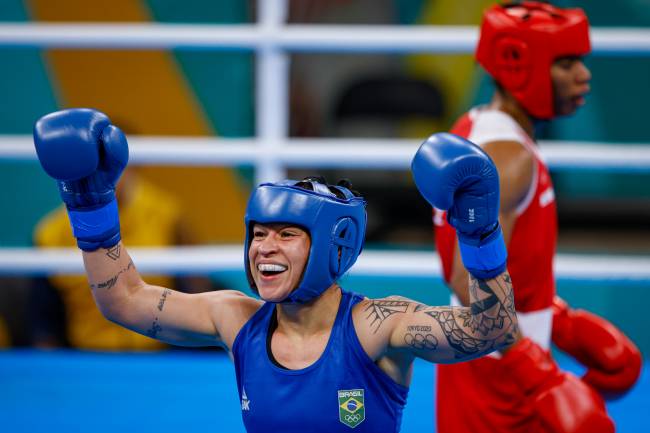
left=257, top=263, right=288, bottom=278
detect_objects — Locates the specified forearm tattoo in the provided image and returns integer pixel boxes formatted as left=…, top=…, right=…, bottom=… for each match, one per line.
left=498, top=275, right=517, bottom=320
left=422, top=308, right=492, bottom=357
left=157, top=289, right=172, bottom=312
left=148, top=290, right=173, bottom=338
left=89, top=260, right=134, bottom=291
left=467, top=278, right=507, bottom=335
left=106, top=244, right=121, bottom=261
left=474, top=274, right=518, bottom=338
left=364, top=300, right=410, bottom=333
left=494, top=275, right=519, bottom=342
left=147, top=317, right=162, bottom=338
left=414, top=274, right=518, bottom=359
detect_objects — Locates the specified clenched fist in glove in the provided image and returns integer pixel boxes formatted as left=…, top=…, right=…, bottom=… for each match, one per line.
left=411, top=132, right=506, bottom=280
left=34, top=108, right=128, bottom=251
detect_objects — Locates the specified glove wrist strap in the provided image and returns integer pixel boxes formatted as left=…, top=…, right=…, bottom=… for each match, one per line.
left=458, top=225, right=507, bottom=280
left=67, top=199, right=121, bottom=251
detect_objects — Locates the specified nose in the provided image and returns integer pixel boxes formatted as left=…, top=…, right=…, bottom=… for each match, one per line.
left=576, top=60, right=591, bottom=84
left=257, top=233, right=279, bottom=256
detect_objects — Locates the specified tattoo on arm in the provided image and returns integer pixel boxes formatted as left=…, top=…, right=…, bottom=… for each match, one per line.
left=89, top=260, right=134, bottom=291
left=146, top=317, right=162, bottom=338
left=413, top=275, right=518, bottom=359
left=489, top=275, right=519, bottom=341
left=466, top=278, right=507, bottom=336
left=404, top=325, right=439, bottom=350
left=157, top=289, right=172, bottom=312
left=364, top=300, right=410, bottom=334
left=423, top=308, right=491, bottom=358
left=106, top=245, right=121, bottom=260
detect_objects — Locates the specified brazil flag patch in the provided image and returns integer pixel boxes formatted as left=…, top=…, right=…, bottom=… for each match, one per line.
left=338, top=389, right=365, bottom=428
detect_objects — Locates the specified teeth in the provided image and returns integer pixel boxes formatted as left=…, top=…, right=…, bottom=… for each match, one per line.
left=257, top=263, right=287, bottom=272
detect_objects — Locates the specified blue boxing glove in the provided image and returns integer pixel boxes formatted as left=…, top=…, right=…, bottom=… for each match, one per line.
left=33, top=108, right=128, bottom=251
left=411, top=133, right=506, bottom=279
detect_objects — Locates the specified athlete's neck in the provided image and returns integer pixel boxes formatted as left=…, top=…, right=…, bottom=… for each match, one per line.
left=489, top=90, right=536, bottom=139
left=276, top=284, right=342, bottom=337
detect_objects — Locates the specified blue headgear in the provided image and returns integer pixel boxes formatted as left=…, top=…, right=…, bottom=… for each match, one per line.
left=244, top=179, right=367, bottom=303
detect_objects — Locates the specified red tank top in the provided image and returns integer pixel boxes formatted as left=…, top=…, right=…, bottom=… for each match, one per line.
left=435, top=107, right=557, bottom=312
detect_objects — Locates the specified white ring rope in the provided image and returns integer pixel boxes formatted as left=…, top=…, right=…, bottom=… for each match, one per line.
left=1, top=247, right=648, bottom=281
left=2, top=135, right=650, bottom=171
left=0, top=24, right=649, bottom=54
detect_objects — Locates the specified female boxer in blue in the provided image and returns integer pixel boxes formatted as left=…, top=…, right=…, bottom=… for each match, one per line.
left=33, top=108, right=520, bottom=432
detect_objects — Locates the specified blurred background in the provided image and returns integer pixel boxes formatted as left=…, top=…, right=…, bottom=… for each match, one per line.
left=0, top=0, right=648, bottom=432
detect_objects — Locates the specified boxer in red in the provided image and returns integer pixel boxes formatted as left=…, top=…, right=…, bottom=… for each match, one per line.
left=433, top=2, right=642, bottom=433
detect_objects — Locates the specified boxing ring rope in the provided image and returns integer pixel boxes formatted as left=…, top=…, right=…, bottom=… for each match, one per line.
left=1, top=0, right=648, bottom=281
left=2, top=247, right=650, bottom=281
left=2, top=136, right=650, bottom=171
left=1, top=24, right=650, bottom=54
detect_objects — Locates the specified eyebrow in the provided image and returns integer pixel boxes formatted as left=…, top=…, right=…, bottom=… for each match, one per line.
left=555, top=55, right=582, bottom=62
left=254, top=223, right=301, bottom=231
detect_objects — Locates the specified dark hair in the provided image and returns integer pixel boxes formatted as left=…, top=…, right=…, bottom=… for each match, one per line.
left=295, top=176, right=362, bottom=199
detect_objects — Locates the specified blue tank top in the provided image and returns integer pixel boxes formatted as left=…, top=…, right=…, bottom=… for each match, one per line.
left=232, top=290, right=409, bottom=433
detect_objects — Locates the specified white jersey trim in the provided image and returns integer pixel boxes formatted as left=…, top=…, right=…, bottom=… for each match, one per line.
left=515, top=158, right=538, bottom=216
left=467, top=107, right=524, bottom=147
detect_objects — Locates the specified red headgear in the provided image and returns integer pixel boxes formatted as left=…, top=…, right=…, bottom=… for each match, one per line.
left=476, top=1, right=591, bottom=119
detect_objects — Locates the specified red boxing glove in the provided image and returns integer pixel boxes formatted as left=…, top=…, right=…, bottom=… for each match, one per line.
left=552, top=297, right=642, bottom=399
left=503, top=338, right=615, bottom=433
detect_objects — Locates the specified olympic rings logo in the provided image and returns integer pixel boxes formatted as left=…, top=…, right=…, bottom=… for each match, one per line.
left=344, top=413, right=362, bottom=423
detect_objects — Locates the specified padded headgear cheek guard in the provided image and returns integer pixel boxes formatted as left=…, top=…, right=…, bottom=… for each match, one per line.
left=476, top=1, right=591, bottom=119
left=244, top=180, right=367, bottom=303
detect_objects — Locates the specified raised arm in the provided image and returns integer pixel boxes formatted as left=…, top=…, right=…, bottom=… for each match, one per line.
left=446, top=140, right=533, bottom=304
left=33, top=109, right=259, bottom=349
left=401, top=133, right=615, bottom=431
left=403, top=132, right=520, bottom=362
left=82, top=243, right=256, bottom=348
